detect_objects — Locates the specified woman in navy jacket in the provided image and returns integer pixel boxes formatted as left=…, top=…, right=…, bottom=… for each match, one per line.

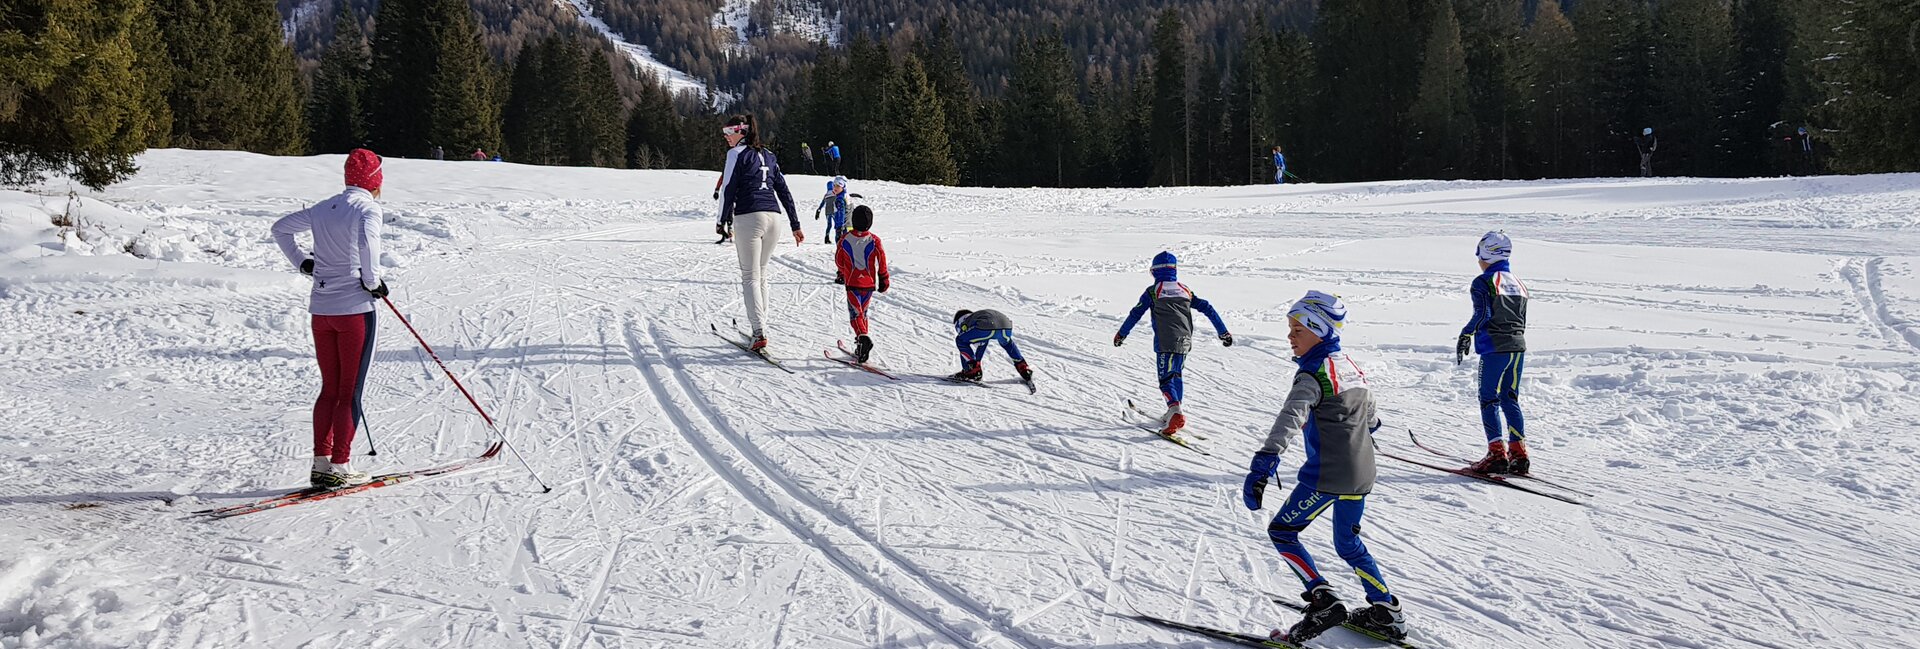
left=717, top=114, right=803, bottom=350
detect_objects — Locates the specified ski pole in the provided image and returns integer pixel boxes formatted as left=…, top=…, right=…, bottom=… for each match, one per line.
left=381, top=296, right=552, bottom=493
left=359, top=412, right=379, bottom=456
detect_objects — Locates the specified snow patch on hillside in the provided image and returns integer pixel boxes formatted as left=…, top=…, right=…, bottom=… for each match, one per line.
left=711, top=0, right=844, bottom=53
left=557, top=0, right=734, bottom=107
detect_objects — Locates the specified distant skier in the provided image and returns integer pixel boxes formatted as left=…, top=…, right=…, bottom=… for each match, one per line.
left=1272, top=145, right=1287, bottom=184
left=949, top=309, right=1034, bottom=384
left=814, top=175, right=850, bottom=243
left=1796, top=126, right=1814, bottom=175
left=1633, top=127, right=1657, bottom=177
left=431, top=145, right=444, bottom=161
left=718, top=114, right=803, bottom=351
left=1243, top=291, right=1406, bottom=643
left=270, top=149, right=391, bottom=489
left=826, top=141, right=842, bottom=175
left=801, top=142, right=817, bottom=174
left=471, top=148, right=488, bottom=161
left=1113, top=252, right=1232, bottom=436
left=833, top=205, right=890, bottom=363
left=1455, top=231, right=1530, bottom=474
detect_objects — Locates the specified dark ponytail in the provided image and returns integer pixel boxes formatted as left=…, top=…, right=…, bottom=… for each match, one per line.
left=726, top=114, right=763, bottom=150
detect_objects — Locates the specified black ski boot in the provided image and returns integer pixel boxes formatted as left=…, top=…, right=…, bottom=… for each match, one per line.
left=947, top=365, right=983, bottom=383
left=854, top=335, right=874, bottom=364
left=1014, top=361, right=1033, bottom=383
left=1348, top=597, right=1408, bottom=640
left=1280, top=585, right=1348, bottom=643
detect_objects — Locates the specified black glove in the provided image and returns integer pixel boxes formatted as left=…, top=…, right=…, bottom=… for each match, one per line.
left=366, top=281, right=390, bottom=299
left=716, top=223, right=729, bottom=238
left=1113, top=334, right=1126, bottom=347
left=1220, top=333, right=1235, bottom=347
left=711, top=190, right=719, bottom=200
left=1455, top=333, right=1472, bottom=365
left=299, top=259, right=314, bottom=276
left=834, top=271, right=845, bottom=285
left=814, top=207, right=822, bottom=220
left=878, top=274, right=890, bottom=293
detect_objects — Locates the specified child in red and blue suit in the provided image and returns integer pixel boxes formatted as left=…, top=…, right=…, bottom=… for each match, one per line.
left=834, top=205, right=889, bottom=363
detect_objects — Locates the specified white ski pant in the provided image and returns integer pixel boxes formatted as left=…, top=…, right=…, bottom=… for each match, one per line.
left=733, top=211, right=784, bottom=335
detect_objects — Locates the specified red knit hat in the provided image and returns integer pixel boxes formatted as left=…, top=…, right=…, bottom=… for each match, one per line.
left=345, top=149, right=383, bottom=192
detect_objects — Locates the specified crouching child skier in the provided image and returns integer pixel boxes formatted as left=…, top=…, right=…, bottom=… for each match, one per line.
left=949, top=309, right=1035, bottom=388
left=1456, top=231, right=1531, bottom=474
left=834, top=205, right=890, bottom=363
left=1113, top=251, right=1232, bottom=435
left=1243, top=291, right=1408, bottom=643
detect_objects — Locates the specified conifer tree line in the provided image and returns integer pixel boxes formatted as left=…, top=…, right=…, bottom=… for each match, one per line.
left=4, top=0, right=1918, bottom=190
left=780, top=0, right=1920, bottom=187
left=2, top=0, right=719, bottom=189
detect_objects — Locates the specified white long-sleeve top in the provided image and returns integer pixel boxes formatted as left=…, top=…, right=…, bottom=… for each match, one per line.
left=716, top=144, right=745, bottom=225
left=272, top=187, right=384, bottom=315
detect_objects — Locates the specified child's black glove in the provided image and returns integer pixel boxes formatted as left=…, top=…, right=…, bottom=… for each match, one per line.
left=1455, top=334, right=1472, bottom=365
left=878, top=274, right=890, bottom=293
left=299, top=259, right=314, bottom=276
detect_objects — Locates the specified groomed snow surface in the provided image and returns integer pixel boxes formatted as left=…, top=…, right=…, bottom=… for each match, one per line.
left=3, top=150, right=1918, bottom=648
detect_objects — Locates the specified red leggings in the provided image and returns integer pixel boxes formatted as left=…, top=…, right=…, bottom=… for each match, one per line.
left=313, top=312, right=376, bottom=463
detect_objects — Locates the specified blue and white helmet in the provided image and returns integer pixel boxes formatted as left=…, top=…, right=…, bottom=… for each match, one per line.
left=1288, top=291, right=1347, bottom=342
left=1643, top=127, right=1654, bottom=136
left=827, top=176, right=848, bottom=193
left=1476, top=231, right=1512, bottom=262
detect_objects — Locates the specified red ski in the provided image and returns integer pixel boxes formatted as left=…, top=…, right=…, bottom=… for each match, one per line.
left=1378, top=449, right=1586, bottom=506
left=1404, top=428, right=1591, bottom=496
left=198, top=441, right=504, bottom=519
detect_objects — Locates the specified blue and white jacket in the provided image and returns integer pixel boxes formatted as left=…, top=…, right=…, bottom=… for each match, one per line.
left=1461, top=260, right=1529, bottom=354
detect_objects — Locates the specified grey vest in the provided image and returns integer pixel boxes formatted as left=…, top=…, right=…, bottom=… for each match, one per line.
left=1298, top=353, right=1378, bottom=495
left=1149, top=281, right=1195, bottom=354
left=962, top=309, right=1013, bottom=331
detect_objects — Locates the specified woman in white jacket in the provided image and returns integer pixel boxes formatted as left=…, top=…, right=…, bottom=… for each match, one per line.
left=271, top=149, right=390, bottom=488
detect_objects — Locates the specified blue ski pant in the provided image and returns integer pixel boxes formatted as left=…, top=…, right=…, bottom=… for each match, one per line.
left=1156, top=352, right=1185, bottom=406
left=956, top=329, right=1023, bottom=371
left=1267, top=484, right=1393, bottom=603
left=1478, top=351, right=1526, bottom=443
left=826, top=208, right=847, bottom=241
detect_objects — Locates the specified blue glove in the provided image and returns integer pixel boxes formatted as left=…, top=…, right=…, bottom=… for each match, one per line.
left=1244, top=451, right=1281, bottom=510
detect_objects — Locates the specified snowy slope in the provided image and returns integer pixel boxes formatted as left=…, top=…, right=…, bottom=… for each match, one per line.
left=558, top=0, right=728, bottom=105
left=711, top=0, right=844, bottom=52
left=2, top=150, right=1918, bottom=648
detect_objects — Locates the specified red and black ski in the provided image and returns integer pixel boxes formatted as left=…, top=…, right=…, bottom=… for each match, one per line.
left=1378, top=449, right=1586, bottom=506
left=197, top=441, right=504, bottom=519
left=1404, top=428, right=1592, bottom=496
left=711, top=323, right=794, bottom=374
left=1122, top=398, right=1207, bottom=454
left=825, top=340, right=899, bottom=380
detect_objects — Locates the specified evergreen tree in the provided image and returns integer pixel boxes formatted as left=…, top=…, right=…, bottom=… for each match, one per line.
left=872, top=55, right=959, bottom=185
left=369, top=0, right=501, bottom=158
left=1407, top=0, right=1475, bottom=178
left=1571, top=0, right=1656, bottom=176
left=626, top=72, right=683, bottom=169
left=1651, top=0, right=1737, bottom=176
left=572, top=46, right=627, bottom=168
left=503, top=37, right=564, bottom=164
left=1726, top=0, right=1792, bottom=176
left=1249, top=28, right=1314, bottom=182
left=1190, top=53, right=1229, bottom=185
left=0, top=0, right=171, bottom=189
left=307, top=3, right=370, bottom=154
left=914, top=21, right=984, bottom=184
left=1809, top=0, right=1920, bottom=172
left=999, top=29, right=1085, bottom=187
left=845, top=33, right=895, bottom=177
left=1148, top=8, right=1189, bottom=185
left=1522, top=0, right=1581, bottom=178
left=1456, top=0, right=1527, bottom=178
left=1313, top=0, right=1426, bottom=181
left=156, top=0, right=304, bottom=153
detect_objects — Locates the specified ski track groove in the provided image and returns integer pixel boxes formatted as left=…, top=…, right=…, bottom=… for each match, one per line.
left=623, top=317, right=1010, bottom=649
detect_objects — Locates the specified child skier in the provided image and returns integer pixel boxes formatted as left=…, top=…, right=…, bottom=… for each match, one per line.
left=1113, top=251, right=1232, bottom=435
left=270, top=149, right=391, bottom=488
left=1456, top=231, right=1531, bottom=474
left=950, top=309, right=1034, bottom=384
left=814, top=176, right=850, bottom=244
left=834, top=205, right=890, bottom=363
left=1243, top=291, right=1406, bottom=643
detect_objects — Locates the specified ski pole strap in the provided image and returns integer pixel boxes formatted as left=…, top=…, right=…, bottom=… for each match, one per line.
left=381, top=296, right=499, bottom=430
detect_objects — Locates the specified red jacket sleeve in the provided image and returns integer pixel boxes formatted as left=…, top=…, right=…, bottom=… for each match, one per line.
left=874, top=235, right=889, bottom=279
left=834, top=241, right=852, bottom=280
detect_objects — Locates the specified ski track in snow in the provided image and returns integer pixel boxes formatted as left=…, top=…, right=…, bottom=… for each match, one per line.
left=1, top=150, right=1918, bottom=648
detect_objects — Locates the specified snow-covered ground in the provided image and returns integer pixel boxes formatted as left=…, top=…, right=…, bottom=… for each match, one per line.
left=3, top=150, right=1918, bottom=648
